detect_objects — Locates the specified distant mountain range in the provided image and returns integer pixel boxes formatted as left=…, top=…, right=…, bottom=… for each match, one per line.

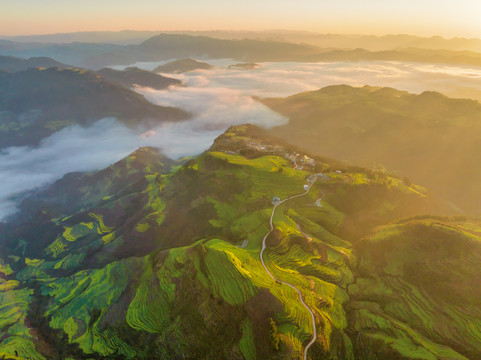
left=262, top=85, right=481, bottom=214
left=178, top=31, right=481, bottom=53
left=0, top=30, right=162, bottom=45
left=3, top=30, right=481, bottom=52
left=0, top=55, right=72, bottom=72
left=0, top=40, right=126, bottom=68
left=0, top=125, right=479, bottom=359
left=302, top=47, right=481, bottom=67
left=2, top=33, right=481, bottom=69
left=0, top=67, right=188, bottom=147
left=0, top=34, right=319, bottom=69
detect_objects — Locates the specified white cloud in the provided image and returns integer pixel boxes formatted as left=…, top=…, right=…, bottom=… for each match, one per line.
left=3, top=59, right=481, bottom=220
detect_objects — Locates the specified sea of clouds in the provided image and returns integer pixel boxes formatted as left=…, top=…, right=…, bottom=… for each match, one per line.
left=2, top=59, right=481, bottom=220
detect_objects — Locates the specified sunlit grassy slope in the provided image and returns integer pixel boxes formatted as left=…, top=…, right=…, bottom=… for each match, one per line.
left=0, top=125, right=479, bottom=359
left=263, top=85, right=481, bottom=215
left=350, top=218, right=481, bottom=360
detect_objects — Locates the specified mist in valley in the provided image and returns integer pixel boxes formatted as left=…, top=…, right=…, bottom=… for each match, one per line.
left=1, top=59, right=481, bottom=219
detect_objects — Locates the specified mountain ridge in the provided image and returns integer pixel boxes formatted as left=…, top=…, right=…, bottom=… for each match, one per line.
left=0, top=67, right=189, bottom=147
left=0, top=125, right=478, bottom=359
left=3, top=33, right=481, bottom=69
left=0, top=54, right=73, bottom=72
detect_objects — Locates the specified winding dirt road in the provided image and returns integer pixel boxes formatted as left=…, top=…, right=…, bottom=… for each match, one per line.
left=260, top=182, right=317, bottom=360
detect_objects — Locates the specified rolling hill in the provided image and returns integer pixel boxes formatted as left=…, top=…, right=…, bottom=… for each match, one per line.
left=262, top=85, right=481, bottom=215
left=349, top=216, right=481, bottom=360
left=0, top=55, right=72, bottom=72
left=1, top=125, right=477, bottom=359
left=0, top=67, right=189, bottom=147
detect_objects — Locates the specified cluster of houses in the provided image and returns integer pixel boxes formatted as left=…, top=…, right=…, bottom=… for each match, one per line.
left=221, top=138, right=320, bottom=172
left=284, top=152, right=316, bottom=170
left=298, top=154, right=316, bottom=167
left=247, top=141, right=283, bottom=153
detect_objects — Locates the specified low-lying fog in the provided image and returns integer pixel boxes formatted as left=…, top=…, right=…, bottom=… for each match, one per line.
left=2, top=59, right=481, bottom=220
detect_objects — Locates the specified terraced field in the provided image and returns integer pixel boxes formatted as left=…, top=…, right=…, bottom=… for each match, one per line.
left=0, top=125, right=478, bottom=359
left=259, top=182, right=318, bottom=360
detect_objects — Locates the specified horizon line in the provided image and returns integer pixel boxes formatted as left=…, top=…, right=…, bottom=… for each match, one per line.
left=1, top=29, right=480, bottom=42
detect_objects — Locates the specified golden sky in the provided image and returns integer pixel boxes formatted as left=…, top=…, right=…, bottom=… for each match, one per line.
left=1, top=0, right=480, bottom=38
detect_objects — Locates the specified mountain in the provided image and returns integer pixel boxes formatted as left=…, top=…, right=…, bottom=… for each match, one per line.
left=304, top=47, right=481, bottom=67
left=138, top=34, right=319, bottom=63
left=97, top=66, right=182, bottom=89
left=0, top=30, right=162, bottom=45
left=154, top=31, right=481, bottom=53
left=266, top=32, right=481, bottom=52
left=3, top=33, right=481, bottom=69
left=0, top=39, right=44, bottom=52
left=2, top=125, right=475, bottom=360
left=349, top=215, right=481, bottom=360
left=153, top=58, right=213, bottom=73
left=17, top=146, right=175, bottom=219
left=0, top=34, right=321, bottom=69
left=0, top=55, right=72, bottom=72
left=0, top=67, right=189, bottom=147
left=4, top=31, right=481, bottom=52
left=0, top=41, right=128, bottom=69
left=262, top=85, right=481, bottom=215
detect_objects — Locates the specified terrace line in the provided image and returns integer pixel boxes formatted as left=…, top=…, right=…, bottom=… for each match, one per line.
left=259, top=179, right=318, bottom=360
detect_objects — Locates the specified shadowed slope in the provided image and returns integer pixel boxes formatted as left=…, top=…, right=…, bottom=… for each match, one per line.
left=0, top=67, right=189, bottom=147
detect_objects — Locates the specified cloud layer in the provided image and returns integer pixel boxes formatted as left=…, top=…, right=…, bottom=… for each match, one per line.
left=2, top=59, right=481, bottom=220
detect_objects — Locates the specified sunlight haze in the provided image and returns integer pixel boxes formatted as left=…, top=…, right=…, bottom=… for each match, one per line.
left=1, top=0, right=480, bottom=37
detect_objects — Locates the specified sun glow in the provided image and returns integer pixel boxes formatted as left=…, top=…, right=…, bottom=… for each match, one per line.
left=1, top=0, right=480, bottom=37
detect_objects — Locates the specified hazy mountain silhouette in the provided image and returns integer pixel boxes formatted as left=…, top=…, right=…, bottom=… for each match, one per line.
left=0, top=67, right=189, bottom=147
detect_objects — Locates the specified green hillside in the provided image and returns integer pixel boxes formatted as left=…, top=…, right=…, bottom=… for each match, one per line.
left=349, top=217, right=481, bottom=360
left=262, top=85, right=481, bottom=215
left=0, top=125, right=478, bottom=359
left=0, top=67, right=189, bottom=147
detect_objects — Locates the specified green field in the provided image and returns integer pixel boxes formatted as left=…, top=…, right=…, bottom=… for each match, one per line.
left=0, top=125, right=478, bottom=359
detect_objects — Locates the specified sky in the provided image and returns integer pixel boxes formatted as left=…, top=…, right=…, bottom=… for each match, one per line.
left=1, top=0, right=480, bottom=38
